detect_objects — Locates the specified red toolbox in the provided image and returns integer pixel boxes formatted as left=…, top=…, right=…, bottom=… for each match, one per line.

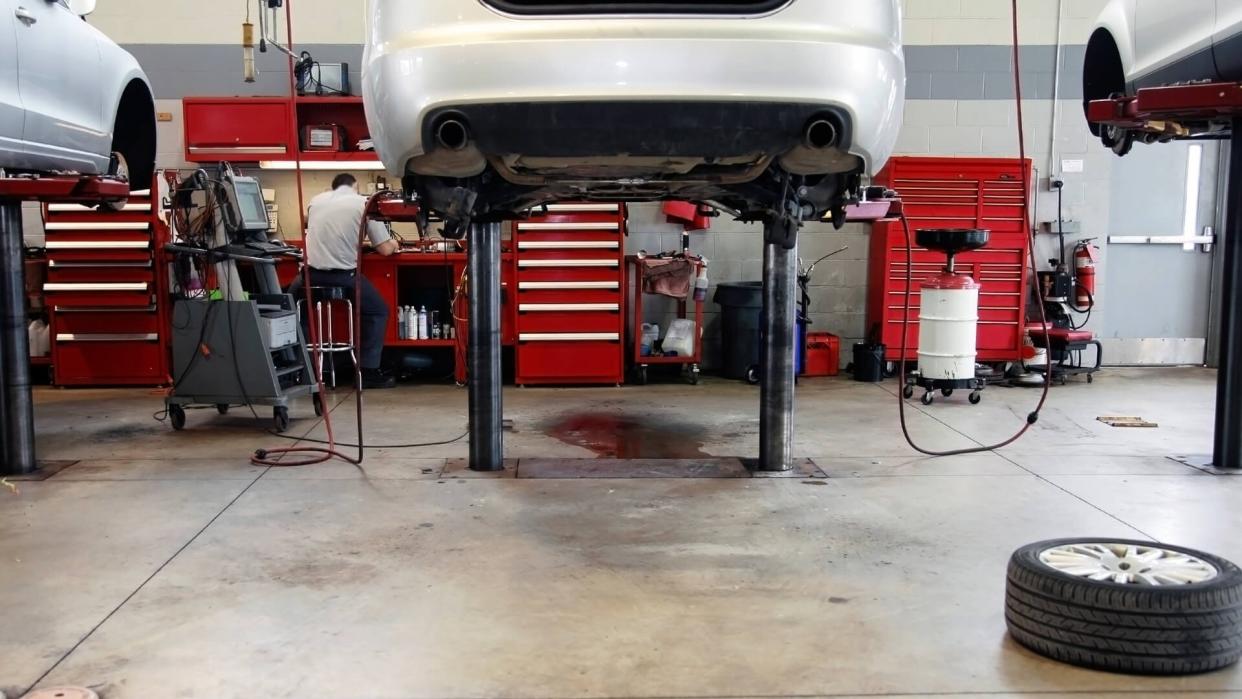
left=515, top=203, right=626, bottom=385
left=43, top=182, right=172, bottom=386
left=868, top=157, right=1032, bottom=363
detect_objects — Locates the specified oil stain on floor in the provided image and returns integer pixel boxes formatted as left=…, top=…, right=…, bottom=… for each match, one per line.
left=546, top=413, right=711, bottom=459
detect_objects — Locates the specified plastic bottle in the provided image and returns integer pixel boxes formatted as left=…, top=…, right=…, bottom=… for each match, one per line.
left=397, top=306, right=408, bottom=339
left=405, top=306, right=417, bottom=340
left=693, top=261, right=709, bottom=302
left=417, top=306, right=429, bottom=340
left=430, top=311, right=442, bottom=339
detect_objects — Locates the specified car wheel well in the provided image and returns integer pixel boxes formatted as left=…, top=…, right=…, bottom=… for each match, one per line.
left=1083, top=29, right=1125, bottom=137
left=112, top=79, right=156, bottom=188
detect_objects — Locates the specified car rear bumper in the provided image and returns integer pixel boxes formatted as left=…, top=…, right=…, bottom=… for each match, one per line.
left=363, top=34, right=904, bottom=178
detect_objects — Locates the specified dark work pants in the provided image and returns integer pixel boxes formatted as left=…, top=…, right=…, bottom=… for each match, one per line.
left=288, top=268, right=388, bottom=370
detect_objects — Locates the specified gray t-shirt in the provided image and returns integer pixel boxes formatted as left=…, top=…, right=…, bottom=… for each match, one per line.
left=305, top=186, right=392, bottom=270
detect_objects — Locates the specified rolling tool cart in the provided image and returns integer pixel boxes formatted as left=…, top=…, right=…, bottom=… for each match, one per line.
left=514, top=203, right=626, bottom=386
left=43, top=180, right=172, bottom=386
left=162, top=164, right=319, bottom=432
left=626, top=254, right=705, bottom=385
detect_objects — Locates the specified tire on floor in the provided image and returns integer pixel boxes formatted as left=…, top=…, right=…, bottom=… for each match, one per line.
left=1005, top=537, right=1242, bottom=675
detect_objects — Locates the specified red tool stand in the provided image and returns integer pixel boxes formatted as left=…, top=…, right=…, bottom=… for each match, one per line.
left=1088, top=83, right=1242, bottom=471
left=0, top=174, right=129, bottom=476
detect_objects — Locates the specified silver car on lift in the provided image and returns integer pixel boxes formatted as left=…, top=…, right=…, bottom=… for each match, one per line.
left=0, top=0, right=156, bottom=190
left=363, top=0, right=905, bottom=232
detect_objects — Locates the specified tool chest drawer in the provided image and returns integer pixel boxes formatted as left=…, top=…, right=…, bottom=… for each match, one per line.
left=516, top=307, right=623, bottom=334
left=52, top=308, right=160, bottom=335
left=516, top=337, right=624, bottom=385
left=47, top=263, right=154, bottom=283
left=52, top=334, right=166, bottom=386
left=517, top=287, right=621, bottom=305
left=42, top=182, right=171, bottom=386
left=514, top=203, right=626, bottom=385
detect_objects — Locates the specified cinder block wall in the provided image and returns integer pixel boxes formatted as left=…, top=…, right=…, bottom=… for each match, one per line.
left=92, top=0, right=1116, bottom=370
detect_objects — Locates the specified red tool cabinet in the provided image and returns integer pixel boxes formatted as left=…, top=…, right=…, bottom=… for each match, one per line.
left=514, top=203, right=626, bottom=385
left=43, top=183, right=172, bottom=385
left=868, top=157, right=1032, bottom=363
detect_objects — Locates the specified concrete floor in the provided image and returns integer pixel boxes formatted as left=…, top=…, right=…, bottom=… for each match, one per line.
left=3, top=367, right=1241, bottom=698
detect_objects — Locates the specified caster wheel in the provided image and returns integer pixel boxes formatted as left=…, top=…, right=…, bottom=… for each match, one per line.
left=920, top=392, right=934, bottom=406
left=942, top=388, right=954, bottom=398
left=1087, top=373, right=1094, bottom=384
left=312, top=392, right=324, bottom=417
left=168, top=404, right=186, bottom=431
left=634, top=366, right=649, bottom=386
left=969, top=391, right=982, bottom=405
left=216, top=403, right=229, bottom=415
left=746, top=365, right=760, bottom=385
left=902, top=385, right=914, bottom=399
left=273, top=406, right=290, bottom=433
left=688, top=366, right=700, bottom=386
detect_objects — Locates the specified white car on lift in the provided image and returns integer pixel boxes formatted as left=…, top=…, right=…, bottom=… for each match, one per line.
left=1085, top=0, right=1242, bottom=153
left=362, top=0, right=904, bottom=236
left=0, top=0, right=156, bottom=191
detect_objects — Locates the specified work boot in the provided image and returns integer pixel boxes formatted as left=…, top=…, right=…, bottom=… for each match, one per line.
left=361, top=368, right=396, bottom=389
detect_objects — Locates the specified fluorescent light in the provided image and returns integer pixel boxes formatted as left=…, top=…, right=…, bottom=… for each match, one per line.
left=258, top=160, right=386, bottom=171
left=1182, top=144, right=1202, bottom=251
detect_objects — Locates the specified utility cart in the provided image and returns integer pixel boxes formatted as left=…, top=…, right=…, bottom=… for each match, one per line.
left=626, top=254, right=705, bottom=385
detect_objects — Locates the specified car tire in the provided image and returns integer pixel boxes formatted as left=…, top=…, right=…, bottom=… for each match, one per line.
left=99, top=151, right=129, bottom=212
left=1005, top=538, right=1242, bottom=675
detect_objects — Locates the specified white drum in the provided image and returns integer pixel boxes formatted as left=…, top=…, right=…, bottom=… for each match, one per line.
left=918, top=273, right=980, bottom=381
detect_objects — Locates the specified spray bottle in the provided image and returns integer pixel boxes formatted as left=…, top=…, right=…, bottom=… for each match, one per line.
left=693, top=259, right=710, bottom=302
left=417, top=305, right=429, bottom=340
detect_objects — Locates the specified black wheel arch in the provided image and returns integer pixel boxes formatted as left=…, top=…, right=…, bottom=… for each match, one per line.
left=1083, top=29, right=1127, bottom=137
left=112, top=79, right=157, bottom=189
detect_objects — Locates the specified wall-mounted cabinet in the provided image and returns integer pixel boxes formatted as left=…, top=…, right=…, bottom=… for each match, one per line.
left=183, top=98, right=295, bottom=162
left=183, top=96, right=381, bottom=167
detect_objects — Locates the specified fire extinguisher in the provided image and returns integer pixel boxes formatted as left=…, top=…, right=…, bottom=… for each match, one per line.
left=1073, top=239, right=1098, bottom=311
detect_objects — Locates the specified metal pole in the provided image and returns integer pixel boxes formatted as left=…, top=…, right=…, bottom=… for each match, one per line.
left=467, top=220, right=503, bottom=471
left=1213, top=118, right=1242, bottom=468
left=759, top=227, right=797, bottom=471
left=0, top=202, right=36, bottom=475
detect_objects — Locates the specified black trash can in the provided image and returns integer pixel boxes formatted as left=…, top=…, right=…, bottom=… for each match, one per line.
left=714, top=281, right=763, bottom=381
left=852, top=342, right=886, bottom=382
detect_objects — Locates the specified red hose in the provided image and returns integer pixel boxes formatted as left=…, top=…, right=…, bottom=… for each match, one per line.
left=252, top=1, right=362, bottom=467
left=895, top=0, right=1054, bottom=456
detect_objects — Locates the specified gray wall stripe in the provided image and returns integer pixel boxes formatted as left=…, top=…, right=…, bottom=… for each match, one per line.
left=122, top=43, right=1086, bottom=101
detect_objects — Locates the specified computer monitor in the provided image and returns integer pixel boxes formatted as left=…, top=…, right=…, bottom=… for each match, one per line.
left=230, top=176, right=271, bottom=235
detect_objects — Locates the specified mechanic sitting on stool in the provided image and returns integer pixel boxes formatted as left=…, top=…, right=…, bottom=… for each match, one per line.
left=289, top=173, right=398, bottom=389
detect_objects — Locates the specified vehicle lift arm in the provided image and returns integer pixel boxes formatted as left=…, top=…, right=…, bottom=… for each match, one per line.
left=1089, top=83, right=1242, bottom=470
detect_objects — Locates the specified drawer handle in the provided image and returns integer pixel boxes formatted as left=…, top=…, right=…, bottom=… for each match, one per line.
left=45, top=240, right=150, bottom=249
left=540, top=204, right=619, bottom=213
left=519, top=332, right=620, bottom=342
left=518, top=281, right=619, bottom=290
left=189, top=145, right=286, bottom=154
left=55, top=333, right=159, bottom=342
left=519, top=303, right=620, bottom=312
left=44, top=282, right=148, bottom=291
left=48, top=202, right=151, bottom=212
left=44, top=222, right=150, bottom=231
left=517, top=222, right=619, bottom=231
left=517, top=241, right=619, bottom=249
left=518, top=259, right=618, bottom=268
left=54, top=305, right=158, bottom=313
left=48, top=261, right=151, bottom=269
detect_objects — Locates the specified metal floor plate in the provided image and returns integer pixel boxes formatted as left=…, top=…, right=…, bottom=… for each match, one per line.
left=1169, top=454, right=1242, bottom=475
